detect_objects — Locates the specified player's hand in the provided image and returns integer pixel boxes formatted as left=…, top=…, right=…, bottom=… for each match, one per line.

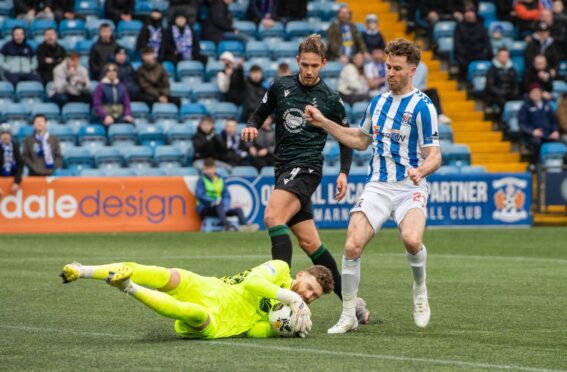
left=335, top=172, right=347, bottom=201
left=290, top=300, right=311, bottom=335
left=304, top=105, right=326, bottom=128
left=408, top=168, right=423, bottom=186
left=241, top=127, right=258, bottom=143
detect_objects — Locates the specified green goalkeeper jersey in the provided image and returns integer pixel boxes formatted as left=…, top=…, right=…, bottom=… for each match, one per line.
left=172, top=260, right=293, bottom=339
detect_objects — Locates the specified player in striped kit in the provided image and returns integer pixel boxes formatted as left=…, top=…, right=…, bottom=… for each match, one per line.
left=304, top=38, right=441, bottom=334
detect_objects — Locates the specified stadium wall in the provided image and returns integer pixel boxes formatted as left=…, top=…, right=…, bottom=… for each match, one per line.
left=0, top=174, right=532, bottom=233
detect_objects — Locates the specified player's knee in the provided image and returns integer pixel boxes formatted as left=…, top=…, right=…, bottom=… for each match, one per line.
left=401, top=233, right=422, bottom=254
left=298, top=238, right=320, bottom=254
left=263, top=208, right=280, bottom=228
left=344, top=239, right=363, bottom=259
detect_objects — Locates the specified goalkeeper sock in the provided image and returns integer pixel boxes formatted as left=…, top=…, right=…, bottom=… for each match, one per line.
left=406, top=245, right=427, bottom=292
left=80, top=262, right=171, bottom=289
left=269, top=225, right=293, bottom=267
left=309, top=244, right=342, bottom=300
left=341, top=256, right=361, bottom=317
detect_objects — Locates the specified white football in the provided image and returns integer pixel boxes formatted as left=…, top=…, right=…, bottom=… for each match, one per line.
left=269, top=303, right=296, bottom=337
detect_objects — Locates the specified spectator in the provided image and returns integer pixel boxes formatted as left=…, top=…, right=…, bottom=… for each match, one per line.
left=524, top=54, right=555, bottom=99
left=88, top=23, right=120, bottom=79
left=552, top=0, right=567, bottom=24
left=22, top=114, right=63, bottom=176
left=202, top=0, right=242, bottom=45
left=519, top=84, right=560, bottom=161
left=327, top=6, right=368, bottom=63
left=541, top=9, right=567, bottom=59
left=36, top=28, right=66, bottom=84
left=406, top=0, right=471, bottom=34
left=275, top=0, right=307, bottom=23
left=525, top=22, right=560, bottom=76
left=490, top=25, right=508, bottom=55
left=136, top=47, right=181, bottom=107
left=0, top=27, right=42, bottom=85
left=338, top=52, right=369, bottom=105
left=14, top=0, right=54, bottom=21
left=247, top=0, right=278, bottom=26
left=160, top=13, right=207, bottom=65
left=192, top=116, right=231, bottom=170
left=276, top=62, right=292, bottom=77
left=0, top=124, right=23, bottom=195
left=113, top=48, right=141, bottom=101
left=195, top=157, right=259, bottom=231
left=217, top=51, right=239, bottom=100
left=136, top=9, right=163, bottom=59
left=168, top=0, right=200, bottom=24
left=558, top=93, right=567, bottom=143
left=454, top=6, right=492, bottom=79
left=248, top=115, right=275, bottom=170
left=49, top=52, right=91, bottom=107
left=44, top=0, right=77, bottom=22
left=494, top=0, right=515, bottom=22
left=361, top=14, right=386, bottom=53
left=485, top=48, right=520, bottom=115
left=228, top=64, right=267, bottom=122
left=93, top=64, right=134, bottom=127
left=515, top=0, right=544, bottom=36
left=220, top=119, right=248, bottom=166
left=413, top=61, right=451, bottom=124
left=364, top=48, right=387, bottom=97
left=104, top=0, right=134, bottom=25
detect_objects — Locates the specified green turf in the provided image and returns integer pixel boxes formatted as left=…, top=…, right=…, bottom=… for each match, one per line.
left=1, top=228, right=567, bottom=371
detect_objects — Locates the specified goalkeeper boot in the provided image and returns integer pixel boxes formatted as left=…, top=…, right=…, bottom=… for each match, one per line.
left=60, top=262, right=82, bottom=283
left=355, top=297, right=370, bottom=325
left=327, top=313, right=358, bottom=334
left=413, top=284, right=430, bottom=328
left=106, top=265, right=134, bottom=292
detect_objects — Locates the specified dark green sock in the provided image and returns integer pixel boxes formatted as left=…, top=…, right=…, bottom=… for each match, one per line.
left=268, top=225, right=292, bottom=267
left=310, top=244, right=342, bottom=300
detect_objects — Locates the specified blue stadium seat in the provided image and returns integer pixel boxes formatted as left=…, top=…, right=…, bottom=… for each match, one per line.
left=130, top=101, right=151, bottom=124
left=232, top=166, right=258, bottom=177
left=271, top=41, right=298, bottom=59
left=192, top=83, right=221, bottom=103
left=488, top=21, right=515, bottom=39
left=134, top=1, right=153, bottom=16
left=503, top=100, right=523, bottom=135
left=436, top=165, right=460, bottom=175
left=31, top=19, right=57, bottom=37
left=509, top=40, right=527, bottom=57
left=155, top=145, right=185, bottom=168
left=123, top=146, right=154, bottom=168
left=228, top=0, right=247, bottom=19
left=162, top=61, right=176, bottom=79
left=2, top=103, right=31, bottom=126
left=62, top=102, right=90, bottom=127
left=323, top=163, right=340, bottom=175
left=108, top=123, right=137, bottom=146
left=467, top=60, right=491, bottom=94
left=478, top=2, right=497, bottom=24
left=180, top=103, right=209, bottom=122
left=552, top=80, right=567, bottom=96
left=511, top=56, right=525, bottom=80
left=74, top=39, right=95, bottom=55
left=0, top=2, right=12, bottom=17
left=0, top=81, right=14, bottom=103
left=1, top=19, right=28, bottom=37
left=80, top=168, right=107, bottom=176
left=218, top=40, right=245, bottom=58
left=246, top=41, right=271, bottom=59
left=17, top=125, right=35, bottom=143
left=233, top=20, right=257, bottom=38
left=94, top=147, right=124, bottom=169
left=260, top=166, right=274, bottom=177
left=117, top=20, right=143, bottom=37
left=168, top=123, right=195, bottom=144
left=353, top=147, right=374, bottom=166
left=106, top=168, right=136, bottom=176
left=258, top=21, right=285, bottom=39
left=54, top=168, right=78, bottom=176
left=540, top=142, right=567, bottom=169
left=169, top=82, right=193, bottom=101
left=138, top=125, right=165, bottom=149
left=559, top=60, right=567, bottom=80
left=134, top=168, right=167, bottom=176
left=16, top=81, right=44, bottom=104
left=59, top=19, right=87, bottom=37
left=285, top=20, right=312, bottom=39
left=78, top=125, right=107, bottom=149
left=209, top=102, right=239, bottom=120
left=307, top=2, right=324, bottom=19
left=436, top=37, right=454, bottom=62
left=64, top=147, right=95, bottom=171
left=351, top=102, right=368, bottom=124
left=205, top=60, right=224, bottom=81
left=177, top=60, right=205, bottom=80
left=151, top=103, right=179, bottom=122
left=31, top=103, right=60, bottom=123
left=438, top=124, right=454, bottom=143
left=49, top=124, right=76, bottom=147
left=442, top=144, right=471, bottom=166
left=74, top=0, right=102, bottom=16
left=460, top=165, right=487, bottom=174
left=86, top=19, right=114, bottom=38
left=200, top=40, right=217, bottom=58
left=165, top=167, right=199, bottom=176
left=323, top=141, right=340, bottom=165
left=62, top=34, right=86, bottom=50
left=320, top=60, right=342, bottom=79
left=432, top=21, right=456, bottom=43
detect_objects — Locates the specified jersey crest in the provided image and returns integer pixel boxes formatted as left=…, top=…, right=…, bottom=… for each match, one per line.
left=283, top=108, right=305, bottom=133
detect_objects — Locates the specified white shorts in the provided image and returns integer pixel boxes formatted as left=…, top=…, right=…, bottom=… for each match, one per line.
left=350, top=178, right=429, bottom=232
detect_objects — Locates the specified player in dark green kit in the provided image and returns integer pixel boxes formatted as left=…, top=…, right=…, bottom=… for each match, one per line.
left=242, top=35, right=369, bottom=324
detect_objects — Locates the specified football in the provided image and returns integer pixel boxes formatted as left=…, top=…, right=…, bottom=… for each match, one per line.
left=269, top=303, right=296, bottom=337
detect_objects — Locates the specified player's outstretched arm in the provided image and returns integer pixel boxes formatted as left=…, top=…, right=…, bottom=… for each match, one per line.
left=305, top=105, right=371, bottom=151
left=408, top=146, right=442, bottom=185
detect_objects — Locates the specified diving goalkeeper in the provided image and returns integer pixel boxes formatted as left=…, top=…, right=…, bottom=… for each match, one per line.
left=60, top=260, right=333, bottom=339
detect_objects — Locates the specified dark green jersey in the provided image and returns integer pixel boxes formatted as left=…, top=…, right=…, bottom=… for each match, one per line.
left=247, top=74, right=352, bottom=173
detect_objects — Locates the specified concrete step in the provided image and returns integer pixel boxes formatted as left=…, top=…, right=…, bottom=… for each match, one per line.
left=447, top=111, right=484, bottom=121
left=467, top=142, right=511, bottom=153
left=472, top=153, right=521, bottom=162
left=451, top=121, right=493, bottom=131
left=534, top=213, right=567, bottom=226
left=453, top=131, right=503, bottom=142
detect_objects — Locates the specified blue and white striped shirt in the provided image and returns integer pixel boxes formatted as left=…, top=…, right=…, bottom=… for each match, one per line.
left=360, top=88, right=439, bottom=183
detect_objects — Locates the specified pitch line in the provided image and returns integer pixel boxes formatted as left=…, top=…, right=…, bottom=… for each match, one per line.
left=1, top=325, right=564, bottom=372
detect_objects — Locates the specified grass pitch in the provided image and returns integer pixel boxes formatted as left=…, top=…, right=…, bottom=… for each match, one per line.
left=1, top=228, right=566, bottom=371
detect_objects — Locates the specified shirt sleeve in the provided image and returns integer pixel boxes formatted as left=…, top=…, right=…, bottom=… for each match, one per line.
left=247, top=80, right=278, bottom=129
left=358, top=100, right=374, bottom=137
left=242, top=260, right=292, bottom=299
left=417, top=101, right=440, bottom=147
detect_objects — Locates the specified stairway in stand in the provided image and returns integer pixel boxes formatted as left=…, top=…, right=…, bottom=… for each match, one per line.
left=342, top=0, right=528, bottom=173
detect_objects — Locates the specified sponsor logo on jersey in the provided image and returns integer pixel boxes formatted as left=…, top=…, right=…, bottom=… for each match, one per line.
left=312, top=97, right=318, bottom=107
left=283, top=108, right=305, bottom=133
left=384, top=129, right=407, bottom=142
left=492, top=177, right=528, bottom=223
left=284, top=89, right=290, bottom=97
left=262, top=92, right=268, bottom=103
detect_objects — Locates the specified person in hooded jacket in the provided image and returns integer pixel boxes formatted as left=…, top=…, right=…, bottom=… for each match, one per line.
left=93, top=63, right=134, bottom=127
left=485, top=47, right=519, bottom=113
left=0, top=26, right=42, bottom=84
left=88, top=23, right=120, bottom=79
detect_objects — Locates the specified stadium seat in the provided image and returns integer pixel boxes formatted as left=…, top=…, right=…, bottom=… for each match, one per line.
left=169, top=82, right=193, bottom=101
left=108, top=123, right=137, bottom=147
left=2, top=103, right=31, bottom=126
left=460, top=165, right=487, bottom=174
left=204, top=60, right=225, bottom=82
left=16, top=81, right=44, bottom=104
left=54, top=168, right=78, bottom=177
left=559, top=60, right=567, bottom=80
left=509, top=40, right=526, bottom=57
left=116, top=20, right=143, bottom=37
left=94, top=147, right=124, bottom=169
left=80, top=168, right=107, bottom=176
left=478, top=2, right=497, bottom=24
left=552, top=80, right=567, bottom=96
left=130, top=101, right=151, bottom=124
left=467, top=60, right=491, bottom=95
left=62, top=102, right=90, bottom=128
left=217, top=40, right=245, bottom=57
left=233, top=20, right=257, bottom=38
left=134, top=1, right=153, bottom=16
left=17, top=125, right=35, bottom=143
left=285, top=20, right=312, bottom=39
left=511, top=56, right=525, bottom=80
left=503, top=100, right=523, bottom=136
left=488, top=21, right=515, bottom=39
left=31, top=103, right=60, bottom=123
left=436, top=165, right=460, bottom=175
left=0, top=81, right=14, bottom=104
left=59, top=19, right=87, bottom=37
left=258, top=21, right=285, bottom=39
left=228, top=0, right=247, bottom=19
left=155, top=145, right=185, bottom=168
left=432, top=21, right=456, bottom=43
left=323, top=141, right=340, bottom=165
left=216, top=166, right=230, bottom=178
left=74, top=39, right=95, bottom=56
left=354, top=147, right=374, bottom=166
left=231, top=166, right=258, bottom=177
left=271, top=41, right=298, bottom=59
left=180, top=103, right=209, bottom=122
left=209, top=102, right=239, bottom=120
left=0, top=2, right=13, bottom=17
left=138, top=125, right=165, bottom=149
left=438, top=124, right=454, bottom=143
left=200, top=40, right=217, bottom=59
left=167, top=124, right=195, bottom=148
left=192, top=83, right=221, bottom=104
left=351, top=102, right=368, bottom=124
left=1, top=19, right=28, bottom=37
left=320, top=60, right=343, bottom=79
left=64, top=147, right=95, bottom=171
left=177, top=60, right=205, bottom=81
left=106, top=168, right=136, bottom=177
left=540, top=142, right=567, bottom=171
left=123, top=146, right=154, bottom=168
left=442, top=144, right=471, bottom=166
left=246, top=41, right=271, bottom=59
left=436, top=37, right=454, bottom=61
left=260, top=166, right=274, bottom=177
left=78, top=124, right=107, bottom=149
left=134, top=168, right=167, bottom=176
left=49, top=124, right=76, bottom=147
left=31, top=19, right=57, bottom=37
left=162, top=61, right=176, bottom=79
left=165, top=167, right=199, bottom=176
left=74, top=0, right=102, bottom=16
left=151, top=103, right=179, bottom=122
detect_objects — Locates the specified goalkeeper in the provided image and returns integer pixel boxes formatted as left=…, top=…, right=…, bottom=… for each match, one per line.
left=60, top=260, right=333, bottom=339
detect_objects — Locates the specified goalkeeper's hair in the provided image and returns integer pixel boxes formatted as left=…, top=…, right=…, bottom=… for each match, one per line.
left=385, top=38, right=421, bottom=66
left=298, top=34, right=327, bottom=60
left=306, top=265, right=334, bottom=294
